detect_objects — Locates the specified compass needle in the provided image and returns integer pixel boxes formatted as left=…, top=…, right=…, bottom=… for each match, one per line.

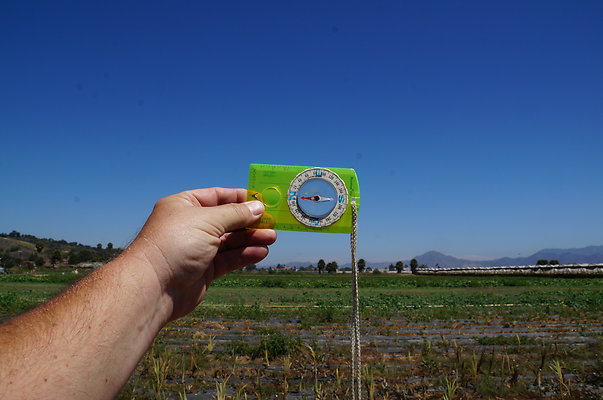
left=300, top=195, right=334, bottom=202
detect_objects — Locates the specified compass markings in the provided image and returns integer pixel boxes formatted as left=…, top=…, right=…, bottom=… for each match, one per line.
left=288, top=168, right=348, bottom=228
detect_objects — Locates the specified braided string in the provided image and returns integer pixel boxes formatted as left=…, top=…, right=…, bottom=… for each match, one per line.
left=350, top=200, right=362, bottom=400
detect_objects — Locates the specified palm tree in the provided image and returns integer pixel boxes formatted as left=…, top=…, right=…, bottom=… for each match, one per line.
left=357, top=259, right=366, bottom=273
left=395, top=261, right=404, bottom=273
left=326, top=261, right=338, bottom=273
left=410, top=258, right=418, bottom=274
left=317, top=259, right=325, bottom=274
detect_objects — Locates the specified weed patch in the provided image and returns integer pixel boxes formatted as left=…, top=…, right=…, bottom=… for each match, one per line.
left=0, top=291, right=38, bottom=314
left=229, top=329, right=301, bottom=360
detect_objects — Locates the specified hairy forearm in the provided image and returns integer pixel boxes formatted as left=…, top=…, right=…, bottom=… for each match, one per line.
left=0, top=245, right=170, bottom=400
left=0, top=189, right=271, bottom=399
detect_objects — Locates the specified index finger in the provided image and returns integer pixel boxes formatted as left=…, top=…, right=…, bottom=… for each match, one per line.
left=185, top=187, right=248, bottom=207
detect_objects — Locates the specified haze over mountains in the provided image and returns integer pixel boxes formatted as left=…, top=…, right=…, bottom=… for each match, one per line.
left=272, top=245, right=603, bottom=269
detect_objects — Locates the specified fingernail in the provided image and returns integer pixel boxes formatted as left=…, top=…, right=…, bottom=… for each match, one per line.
left=245, top=200, right=264, bottom=216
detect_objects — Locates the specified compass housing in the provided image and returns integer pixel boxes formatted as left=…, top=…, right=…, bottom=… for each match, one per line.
left=288, top=168, right=348, bottom=227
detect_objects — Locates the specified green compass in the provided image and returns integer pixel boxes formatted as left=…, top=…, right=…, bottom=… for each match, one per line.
left=247, top=164, right=360, bottom=233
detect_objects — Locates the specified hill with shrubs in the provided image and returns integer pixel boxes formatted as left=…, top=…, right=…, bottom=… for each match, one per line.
left=0, top=231, right=121, bottom=271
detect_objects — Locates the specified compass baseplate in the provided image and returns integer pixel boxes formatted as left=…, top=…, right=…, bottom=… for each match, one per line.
left=247, top=164, right=360, bottom=233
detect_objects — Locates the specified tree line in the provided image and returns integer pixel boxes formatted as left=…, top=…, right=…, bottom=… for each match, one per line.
left=240, top=257, right=428, bottom=274
left=243, top=258, right=422, bottom=274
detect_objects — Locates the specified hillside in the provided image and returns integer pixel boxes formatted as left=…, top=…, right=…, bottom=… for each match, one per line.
left=0, top=231, right=121, bottom=270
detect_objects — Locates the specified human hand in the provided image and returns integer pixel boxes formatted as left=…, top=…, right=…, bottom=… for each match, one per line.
left=129, top=188, right=276, bottom=321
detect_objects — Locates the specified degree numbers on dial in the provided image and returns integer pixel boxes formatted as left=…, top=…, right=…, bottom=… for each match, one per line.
left=287, top=168, right=348, bottom=228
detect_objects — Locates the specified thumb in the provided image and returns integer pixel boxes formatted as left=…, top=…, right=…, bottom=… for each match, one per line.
left=203, top=200, right=265, bottom=234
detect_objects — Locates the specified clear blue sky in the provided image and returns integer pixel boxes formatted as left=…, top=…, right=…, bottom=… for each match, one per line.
left=1, top=1, right=602, bottom=265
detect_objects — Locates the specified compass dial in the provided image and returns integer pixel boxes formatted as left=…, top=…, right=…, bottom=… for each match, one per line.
left=288, top=168, right=348, bottom=227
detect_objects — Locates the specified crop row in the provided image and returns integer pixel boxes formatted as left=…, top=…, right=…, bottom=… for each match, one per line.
left=213, top=273, right=603, bottom=289
left=3, top=270, right=603, bottom=289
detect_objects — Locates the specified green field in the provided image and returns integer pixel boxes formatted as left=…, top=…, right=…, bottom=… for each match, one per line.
left=2, top=271, right=603, bottom=399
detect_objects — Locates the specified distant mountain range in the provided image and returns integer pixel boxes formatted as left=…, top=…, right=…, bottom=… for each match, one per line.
left=5, top=231, right=602, bottom=270
left=269, top=245, right=603, bottom=269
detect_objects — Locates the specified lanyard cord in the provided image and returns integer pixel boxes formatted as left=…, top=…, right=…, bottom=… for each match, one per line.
left=350, top=200, right=362, bottom=400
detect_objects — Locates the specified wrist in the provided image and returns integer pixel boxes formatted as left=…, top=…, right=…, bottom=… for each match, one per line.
left=112, top=239, right=174, bottom=328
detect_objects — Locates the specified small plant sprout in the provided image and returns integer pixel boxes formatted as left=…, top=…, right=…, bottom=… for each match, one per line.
left=422, top=338, right=433, bottom=355
left=443, top=374, right=460, bottom=400
left=302, top=341, right=325, bottom=398
left=501, top=354, right=511, bottom=374
left=215, top=375, right=230, bottom=400
left=150, top=352, right=170, bottom=400
left=335, top=367, right=343, bottom=391
left=282, top=355, right=292, bottom=397
left=550, top=359, right=571, bottom=396
left=233, top=385, right=248, bottom=400
left=470, top=351, right=479, bottom=378
left=440, top=334, right=449, bottom=352
left=215, top=358, right=241, bottom=400
left=363, top=366, right=376, bottom=400
left=283, top=355, right=292, bottom=374
left=206, top=335, right=216, bottom=353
